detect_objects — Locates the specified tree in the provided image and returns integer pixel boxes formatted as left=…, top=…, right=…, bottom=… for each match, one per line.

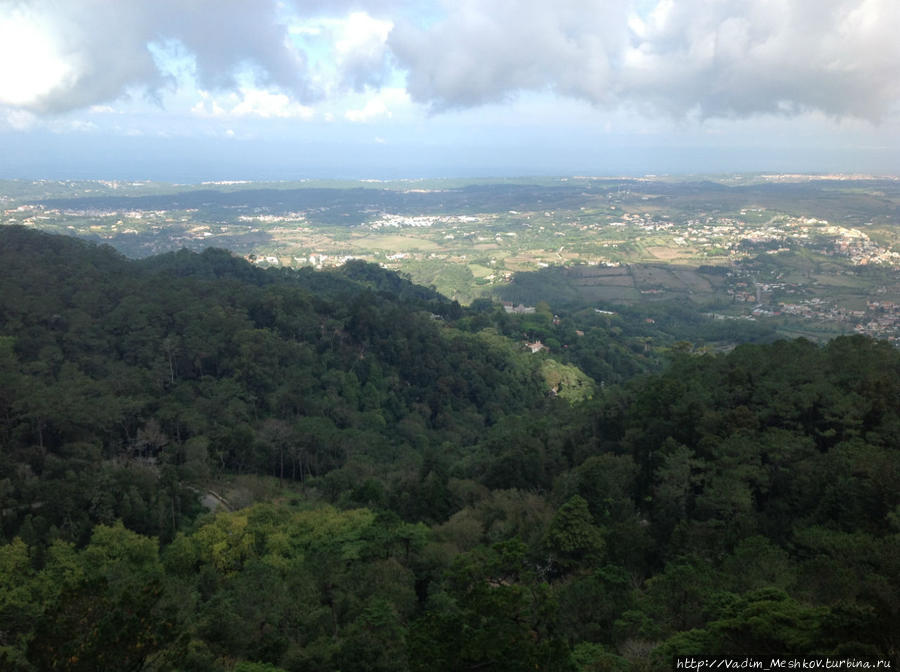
left=25, top=523, right=184, bottom=671
left=545, top=495, right=605, bottom=575
left=409, top=539, right=575, bottom=672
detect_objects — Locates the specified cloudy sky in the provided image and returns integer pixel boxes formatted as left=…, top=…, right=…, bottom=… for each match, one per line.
left=2, top=0, right=899, bottom=180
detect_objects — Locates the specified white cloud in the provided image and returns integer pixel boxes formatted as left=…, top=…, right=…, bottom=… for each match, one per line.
left=231, top=89, right=314, bottom=119
left=3, top=0, right=898, bottom=128
left=344, top=87, right=410, bottom=122
left=49, top=119, right=98, bottom=133
left=337, top=12, right=393, bottom=53
left=345, top=98, right=389, bottom=122
left=0, top=4, right=76, bottom=107
left=615, top=0, right=900, bottom=120
left=390, top=0, right=629, bottom=109
left=288, top=24, right=323, bottom=37
left=335, top=12, right=394, bottom=91
left=192, top=88, right=314, bottom=119
left=0, top=0, right=313, bottom=114
left=284, top=10, right=394, bottom=93
left=389, top=0, right=900, bottom=121
left=2, top=108, right=38, bottom=131
left=0, top=0, right=402, bottom=121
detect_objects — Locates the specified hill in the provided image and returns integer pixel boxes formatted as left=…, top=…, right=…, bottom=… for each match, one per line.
left=0, top=227, right=897, bottom=670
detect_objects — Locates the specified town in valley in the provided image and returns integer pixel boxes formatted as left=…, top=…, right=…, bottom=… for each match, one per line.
left=4, top=173, right=899, bottom=344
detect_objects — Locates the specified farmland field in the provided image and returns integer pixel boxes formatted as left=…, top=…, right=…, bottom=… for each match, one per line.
left=3, top=174, right=899, bottom=341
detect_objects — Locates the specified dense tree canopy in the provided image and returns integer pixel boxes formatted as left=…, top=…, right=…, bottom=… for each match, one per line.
left=1, top=227, right=897, bottom=670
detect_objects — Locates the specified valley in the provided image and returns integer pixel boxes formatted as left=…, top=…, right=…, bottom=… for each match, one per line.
left=4, top=174, right=899, bottom=343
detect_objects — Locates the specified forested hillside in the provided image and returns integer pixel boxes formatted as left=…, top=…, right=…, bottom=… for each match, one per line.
left=0, top=227, right=897, bottom=671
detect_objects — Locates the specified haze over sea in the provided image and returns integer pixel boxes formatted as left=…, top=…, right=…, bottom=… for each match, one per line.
left=6, top=132, right=898, bottom=182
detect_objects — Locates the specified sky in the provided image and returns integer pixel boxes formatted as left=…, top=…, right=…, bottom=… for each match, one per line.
left=1, top=0, right=899, bottom=181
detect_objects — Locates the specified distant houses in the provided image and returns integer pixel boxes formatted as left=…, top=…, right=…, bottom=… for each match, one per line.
left=525, top=340, right=547, bottom=354
left=502, top=302, right=536, bottom=314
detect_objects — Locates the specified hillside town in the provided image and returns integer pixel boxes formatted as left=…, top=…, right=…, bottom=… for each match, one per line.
left=3, top=178, right=898, bottom=342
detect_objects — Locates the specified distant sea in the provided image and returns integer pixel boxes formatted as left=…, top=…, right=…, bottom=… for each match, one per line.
left=3, top=132, right=898, bottom=182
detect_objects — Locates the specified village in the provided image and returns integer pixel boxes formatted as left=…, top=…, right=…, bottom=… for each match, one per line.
left=3, top=177, right=898, bottom=342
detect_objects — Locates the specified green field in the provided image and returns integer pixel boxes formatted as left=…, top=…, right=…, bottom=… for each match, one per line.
left=4, top=174, right=899, bottom=341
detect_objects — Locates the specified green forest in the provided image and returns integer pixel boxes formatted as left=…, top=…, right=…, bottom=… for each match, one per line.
left=0, top=226, right=897, bottom=671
